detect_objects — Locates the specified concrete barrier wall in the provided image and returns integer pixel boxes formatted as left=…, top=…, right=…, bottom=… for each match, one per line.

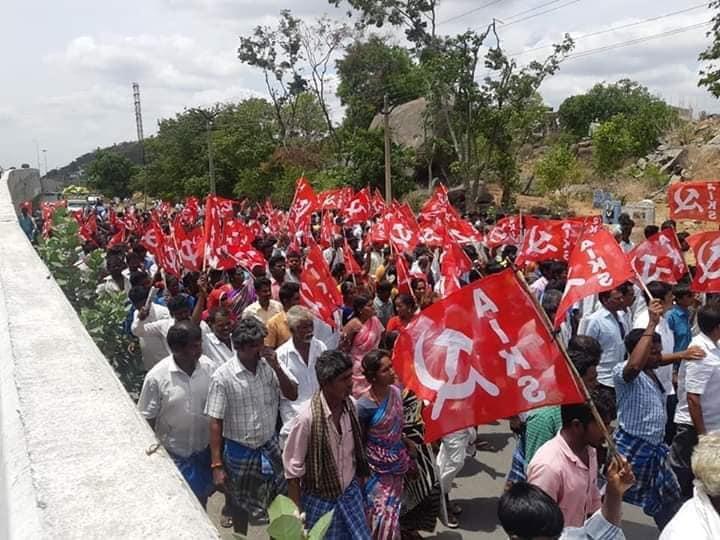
left=0, top=170, right=219, bottom=538
left=5, top=168, right=41, bottom=213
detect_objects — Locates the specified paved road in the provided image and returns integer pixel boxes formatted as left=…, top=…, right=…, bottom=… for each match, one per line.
left=208, top=421, right=657, bottom=539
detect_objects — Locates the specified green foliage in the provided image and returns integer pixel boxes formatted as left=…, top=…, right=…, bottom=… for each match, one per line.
left=558, top=80, right=676, bottom=139
left=641, top=163, right=668, bottom=189
left=267, top=495, right=333, bottom=539
left=534, top=145, right=581, bottom=192
left=336, top=35, right=424, bottom=129
left=37, top=208, right=144, bottom=398
left=592, top=116, right=635, bottom=172
left=86, top=150, right=138, bottom=198
left=699, top=1, right=720, bottom=98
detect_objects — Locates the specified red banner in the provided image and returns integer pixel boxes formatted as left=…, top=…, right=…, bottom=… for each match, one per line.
left=486, top=216, right=523, bottom=248
left=554, top=229, right=634, bottom=328
left=687, top=232, right=720, bottom=292
left=516, top=217, right=581, bottom=266
left=393, top=269, right=584, bottom=442
left=287, top=177, right=319, bottom=232
left=668, top=181, right=720, bottom=222
left=628, top=228, right=687, bottom=285
left=301, top=241, right=343, bottom=327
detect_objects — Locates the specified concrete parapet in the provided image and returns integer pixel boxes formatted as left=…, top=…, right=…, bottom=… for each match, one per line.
left=0, top=170, right=219, bottom=538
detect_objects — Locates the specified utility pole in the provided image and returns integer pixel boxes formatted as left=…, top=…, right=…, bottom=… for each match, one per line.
left=383, top=93, right=392, bottom=203
left=33, top=139, right=41, bottom=172
left=132, top=83, right=147, bottom=208
left=42, top=149, right=48, bottom=176
left=188, top=107, right=220, bottom=194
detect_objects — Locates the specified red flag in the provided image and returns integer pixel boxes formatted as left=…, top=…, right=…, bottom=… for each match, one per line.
left=516, top=217, right=582, bottom=266
left=173, top=224, right=204, bottom=273
left=668, top=181, right=720, bottom=222
left=395, top=253, right=413, bottom=295
left=107, top=224, right=126, bottom=249
left=287, top=177, right=319, bottom=233
left=370, top=189, right=386, bottom=215
left=78, top=214, right=97, bottom=242
left=446, top=214, right=483, bottom=245
left=419, top=184, right=451, bottom=223
left=181, top=196, right=200, bottom=225
left=486, top=216, right=523, bottom=249
left=438, top=239, right=473, bottom=297
left=554, top=229, right=634, bottom=327
left=320, top=211, right=340, bottom=248
left=343, top=188, right=371, bottom=225
left=687, top=232, right=720, bottom=292
left=419, top=224, right=445, bottom=248
left=387, top=216, right=419, bottom=253
left=301, top=241, right=342, bottom=327
left=141, top=219, right=163, bottom=254
left=369, top=219, right=389, bottom=245
left=629, top=228, right=687, bottom=285
left=393, top=269, right=584, bottom=442
left=344, top=239, right=363, bottom=275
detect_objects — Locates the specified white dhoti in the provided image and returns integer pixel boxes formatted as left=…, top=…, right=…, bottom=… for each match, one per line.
left=437, top=427, right=476, bottom=494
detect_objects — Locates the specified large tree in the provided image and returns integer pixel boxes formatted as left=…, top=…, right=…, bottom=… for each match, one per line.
left=86, top=150, right=137, bottom=198
left=336, top=35, right=424, bottom=129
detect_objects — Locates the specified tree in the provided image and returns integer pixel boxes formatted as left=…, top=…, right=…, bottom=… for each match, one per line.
left=699, top=1, right=720, bottom=98
left=238, top=10, right=354, bottom=152
left=534, top=144, right=581, bottom=192
left=558, top=80, right=673, bottom=138
left=86, top=150, right=137, bottom=198
left=336, top=35, right=424, bottom=129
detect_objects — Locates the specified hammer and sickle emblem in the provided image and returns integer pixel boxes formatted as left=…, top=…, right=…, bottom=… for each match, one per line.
left=414, top=328, right=499, bottom=420
left=697, top=239, right=720, bottom=283
left=391, top=223, right=412, bottom=245
left=674, top=188, right=703, bottom=213
left=526, top=226, right=558, bottom=255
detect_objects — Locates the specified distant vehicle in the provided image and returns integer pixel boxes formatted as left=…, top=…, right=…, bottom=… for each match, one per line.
left=66, top=198, right=87, bottom=213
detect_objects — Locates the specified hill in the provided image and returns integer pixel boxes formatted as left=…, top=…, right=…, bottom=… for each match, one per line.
left=48, top=140, right=143, bottom=181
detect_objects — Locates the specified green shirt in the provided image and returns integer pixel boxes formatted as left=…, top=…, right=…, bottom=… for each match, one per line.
left=525, top=406, right=562, bottom=465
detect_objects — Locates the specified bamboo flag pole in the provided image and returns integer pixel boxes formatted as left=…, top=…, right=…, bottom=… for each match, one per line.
left=516, top=271, right=620, bottom=458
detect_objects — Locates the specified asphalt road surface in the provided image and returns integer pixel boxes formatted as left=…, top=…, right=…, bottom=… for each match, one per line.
left=208, top=420, right=657, bottom=539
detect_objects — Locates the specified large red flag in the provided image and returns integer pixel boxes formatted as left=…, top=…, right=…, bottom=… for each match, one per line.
left=173, top=223, right=204, bottom=273
left=419, top=184, right=452, bottom=223
left=629, top=228, right=687, bottom=285
left=554, top=229, right=634, bottom=327
left=301, top=241, right=343, bottom=327
left=287, top=177, right=319, bottom=233
left=668, top=181, right=720, bottom=222
left=486, top=216, right=523, bottom=248
left=393, top=269, right=584, bottom=442
left=687, top=232, right=720, bottom=292
left=344, top=240, right=363, bottom=275
left=419, top=223, right=445, bottom=248
left=343, top=188, right=371, bottom=225
left=387, top=215, right=419, bottom=253
left=445, top=214, right=483, bottom=245
left=516, top=217, right=583, bottom=266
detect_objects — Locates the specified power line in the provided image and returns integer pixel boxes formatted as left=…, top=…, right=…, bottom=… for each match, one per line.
left=564, top=20, right=711, bottom=62
left=439, top=0, right=505, bottom=25
left=500, top=0, right=570, bottom=22
left=509, top=3, right=709, bottom=56
left=501, top=0, right=583, bottom=28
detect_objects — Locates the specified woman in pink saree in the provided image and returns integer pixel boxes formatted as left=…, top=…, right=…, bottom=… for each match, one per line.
left=341, top=294, right=384, bottom=398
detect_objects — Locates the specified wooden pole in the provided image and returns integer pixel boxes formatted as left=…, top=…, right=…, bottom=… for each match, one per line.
left=516, top=271, right=619, bottom=458
left=383, top=94, right=392, bottom=204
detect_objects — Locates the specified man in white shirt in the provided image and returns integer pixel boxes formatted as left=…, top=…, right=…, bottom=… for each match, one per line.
left=241, top=276, right=283, bottom=325
left=95, top=254, right=130, bottom=296
left=671, top=303, right=720, bottom=499
left=132, top=294, right=196, bottom=358
left=137, top=321, right=216, bottom=505
left=276, top=306, right=326, bottom=446
left=323, top=235, right=344, bottom=268
left=661, top=432, right=720, bottom=539
left=129, top=286, right=172, bottom=370
left=632, top=281, right=705, bottom=445
left=579, top=287, right=627, bottom=391
left=202, top=307, right=234, bottom=368
left=618, top=213, right=635, bottom=253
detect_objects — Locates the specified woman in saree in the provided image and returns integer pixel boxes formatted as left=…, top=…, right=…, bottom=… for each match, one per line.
left=341, top=294, right=383, bottom=398
left=385, top=294, right=417, bottom=334
left=358, top=350, right=413, bottom=540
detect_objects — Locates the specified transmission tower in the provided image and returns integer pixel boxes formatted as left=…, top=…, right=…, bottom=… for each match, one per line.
left=132, top=82, right=147, bottom=206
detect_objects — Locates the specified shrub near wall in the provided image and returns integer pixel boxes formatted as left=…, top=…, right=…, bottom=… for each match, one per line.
left=37, top=208, right=145, bottom=398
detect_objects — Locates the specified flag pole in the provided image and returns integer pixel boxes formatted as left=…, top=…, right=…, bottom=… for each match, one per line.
left=515, top=271, right=619, bottom=458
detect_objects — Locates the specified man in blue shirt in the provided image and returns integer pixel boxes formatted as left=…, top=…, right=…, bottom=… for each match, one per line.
left=666, top=285, right=696, bottom=354
left=613, top=299, right=683, bottom=531
left=18, top=206, right=36, bottom=241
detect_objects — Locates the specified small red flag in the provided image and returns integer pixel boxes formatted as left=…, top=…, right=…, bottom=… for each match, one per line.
left=687, top=231, right=720, bottom=292
left=554, top=228, right=634, bottom=327
left=629, top=228, right=687, bottom=285
left=301, top=240, right=342, bottom=327
left=393, top=269, right=584, bottom=442
left=516, top=217, right=583, bottom=266
left=287, top=177, right=319, bottom=233
left=668, top=181, right=720, bottom=222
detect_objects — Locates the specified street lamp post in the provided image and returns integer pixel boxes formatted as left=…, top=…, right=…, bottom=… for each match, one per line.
left=42, top=149, right=48, bottom=176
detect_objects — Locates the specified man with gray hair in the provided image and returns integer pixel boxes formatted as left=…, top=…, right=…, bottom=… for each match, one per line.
left=205, top=317, right=298, bottom=534
left=277, top=306, right=327, bottom=446
left=283, top=350, right=371, bottom=539
left=661, top=431, right=720, bottom=538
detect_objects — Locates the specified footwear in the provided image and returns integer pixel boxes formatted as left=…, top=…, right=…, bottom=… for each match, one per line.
left=444, top=513, right=459, bottom=529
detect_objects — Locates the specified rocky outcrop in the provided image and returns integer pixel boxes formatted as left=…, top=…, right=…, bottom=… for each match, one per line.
left=369, top=97, right=430, bottom=150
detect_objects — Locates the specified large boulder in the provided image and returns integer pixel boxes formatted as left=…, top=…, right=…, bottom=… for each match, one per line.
left=369, top=97, right=429, bottom=150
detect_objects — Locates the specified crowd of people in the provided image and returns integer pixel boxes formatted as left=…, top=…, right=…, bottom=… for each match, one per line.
left=27, top=192, right=720, bottom=539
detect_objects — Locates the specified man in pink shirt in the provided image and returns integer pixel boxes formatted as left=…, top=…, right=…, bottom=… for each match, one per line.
left=527, top=390, right=617, bottom=527
left=283, top=350, right=371, bottom=539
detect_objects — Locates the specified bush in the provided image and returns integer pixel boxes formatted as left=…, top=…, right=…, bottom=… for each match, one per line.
left=534, top=145, right=581, bottom=192
left=592, top=116, right=635, bottom=172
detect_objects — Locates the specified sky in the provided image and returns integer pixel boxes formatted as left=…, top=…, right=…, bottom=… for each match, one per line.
left=0, top=0, right=717, bottom=172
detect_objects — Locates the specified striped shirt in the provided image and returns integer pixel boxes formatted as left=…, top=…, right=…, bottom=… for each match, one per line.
left=612, top=361, right=667, bottom=446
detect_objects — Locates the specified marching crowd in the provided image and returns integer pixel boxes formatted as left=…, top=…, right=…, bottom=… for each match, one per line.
left=26, top=188, right=720, bottom=540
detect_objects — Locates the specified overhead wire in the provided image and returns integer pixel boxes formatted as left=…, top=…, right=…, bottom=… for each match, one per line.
left=500, top=0, right=583, bottom=28
left=509, top=2, right=710, bottom=56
